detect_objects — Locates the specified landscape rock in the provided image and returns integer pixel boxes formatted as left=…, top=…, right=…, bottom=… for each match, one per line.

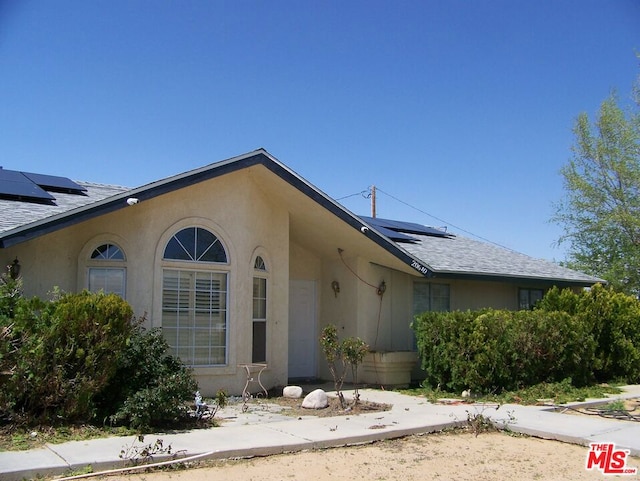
left=283, top=385, right=303, bottom=399
left=301, top=388, right=329, bottom=409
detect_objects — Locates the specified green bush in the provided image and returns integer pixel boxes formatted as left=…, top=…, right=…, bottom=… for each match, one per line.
left=537, top=284, right=640, bottom=382
left=97, top=324, right=197, bottom=430
left=413, top=284, right=640, bottom=393
left=413, top=308, right=595, bottom=393
left=0, top=286, right=197, bottom=430
left=3, top=290, right=134, bottom=423
left=573, top=284, right=640, bottom=382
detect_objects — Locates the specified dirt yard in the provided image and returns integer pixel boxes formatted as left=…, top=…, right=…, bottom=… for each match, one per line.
left=109, top=431, right=636, bottom=481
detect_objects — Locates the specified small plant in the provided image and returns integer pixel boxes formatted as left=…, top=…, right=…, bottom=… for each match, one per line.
left=119, top=435, right=173, bottom=465
left=451, top=403, right=516, bottom=437
left=603, top=399, right=626, bottom=412
left=341, top=336, right=369, bottom=403
left=320, top=324, right=369, bottom=408
left=466, top=410, right=495, bottom=437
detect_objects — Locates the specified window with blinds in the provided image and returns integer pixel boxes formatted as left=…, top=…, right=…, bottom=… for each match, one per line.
left=87, top=243, right=126, bottom=298
left=162, top=269, right=228, bottom=366
left=161, top=227, right=230, bottom=367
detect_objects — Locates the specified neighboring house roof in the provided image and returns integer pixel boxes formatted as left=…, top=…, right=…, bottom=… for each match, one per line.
left=0, top=149, right=601, bottom=287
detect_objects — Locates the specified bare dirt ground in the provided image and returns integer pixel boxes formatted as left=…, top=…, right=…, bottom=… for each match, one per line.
left=93, top=394, right=640, bottom=481
left=109, top=430, right=636, bottom=481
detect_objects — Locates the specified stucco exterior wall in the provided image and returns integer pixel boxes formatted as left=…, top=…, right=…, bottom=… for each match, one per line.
left=449, top=278, right=520, bottom=310
left=2, top=170, right=291, bottom=396
left=1, top=161, right=581, bottom=395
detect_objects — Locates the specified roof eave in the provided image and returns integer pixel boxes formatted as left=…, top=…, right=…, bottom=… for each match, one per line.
left=421, top=269, right=603, bottom=287
left=0, top=150, right=270, bottom=248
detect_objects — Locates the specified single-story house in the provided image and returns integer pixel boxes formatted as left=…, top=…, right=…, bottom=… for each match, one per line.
left=0, top=149, right=602, bottom=395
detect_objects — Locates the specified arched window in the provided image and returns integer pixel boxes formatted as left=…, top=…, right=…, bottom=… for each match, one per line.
left=162, top=227, right=229, bottom=367
left=252, top=255, right=268, bottom=363
left=163, top=227, right=227, bottom=262
left=87, top=243, right=126, bottom=297
left=254, top=256, right=266, bottom=270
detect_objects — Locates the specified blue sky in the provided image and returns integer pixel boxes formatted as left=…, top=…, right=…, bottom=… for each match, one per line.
left=0, top=1, right=638, bottom=261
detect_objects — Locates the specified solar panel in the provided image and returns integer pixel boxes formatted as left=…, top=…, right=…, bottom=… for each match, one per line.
left=361, top=216, right=453, bottom=238
left=23, top=172, right=87, bottom=194
left=372, top=225, right=417, bottom=242
left=0, top=169, right=55, bottom=202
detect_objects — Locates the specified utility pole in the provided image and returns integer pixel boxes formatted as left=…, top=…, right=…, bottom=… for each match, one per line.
left=370, top=185, right=376, bottom=218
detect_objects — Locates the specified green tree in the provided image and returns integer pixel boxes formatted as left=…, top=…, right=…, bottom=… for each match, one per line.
left=554, top=87, right=640, bottom=295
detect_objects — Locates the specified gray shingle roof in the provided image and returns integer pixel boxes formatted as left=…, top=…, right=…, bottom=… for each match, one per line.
left=0, top=181, right=130, bottom=236
left=0, top=151, right=601, bottom=287
left=399, top=231, right=602, bottom=284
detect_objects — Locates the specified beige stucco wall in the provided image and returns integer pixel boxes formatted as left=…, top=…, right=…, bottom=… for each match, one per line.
left=311, top=256, right=558, bottom=382
left=2, top=164, right=575, bottom=394
left=3, top=170, right=290, bottom=396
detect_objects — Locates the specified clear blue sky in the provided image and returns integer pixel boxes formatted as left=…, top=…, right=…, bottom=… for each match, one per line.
left=1, top=1, right=638, bottom=261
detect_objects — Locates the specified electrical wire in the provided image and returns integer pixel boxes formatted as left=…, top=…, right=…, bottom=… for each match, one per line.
left=371, top=186, right=518, bottom=252
left=337, top=248, right=385, bottom=351
left=337, top=248, right=380, bottom=291
left=336, top=190, right=370, bottom=201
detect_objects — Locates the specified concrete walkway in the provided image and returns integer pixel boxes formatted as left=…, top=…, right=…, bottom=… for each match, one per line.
left=2, top=386, right=640, bottom=481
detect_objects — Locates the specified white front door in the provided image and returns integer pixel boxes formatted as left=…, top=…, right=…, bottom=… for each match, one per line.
left=288, top=279, right=317, bottom=379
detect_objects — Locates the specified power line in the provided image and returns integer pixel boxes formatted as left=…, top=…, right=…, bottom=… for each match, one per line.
left=355, top=186, right=517, bottom=252
left=336, top=189, right=370, bottom=201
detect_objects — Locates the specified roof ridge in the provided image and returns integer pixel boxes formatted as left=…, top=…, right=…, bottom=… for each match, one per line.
left=75, top=180, right=131, bottom=190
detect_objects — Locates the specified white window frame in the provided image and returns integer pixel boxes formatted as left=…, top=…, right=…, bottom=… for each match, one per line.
left=162, top=268, right=229, bottom=366
left=160, top=225, right=231, bottom=368
left=252, top=255, right=268, bottom=363
left=86, top=242, right=127, bottom=298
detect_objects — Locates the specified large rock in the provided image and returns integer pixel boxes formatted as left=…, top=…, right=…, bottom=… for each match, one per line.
left=283, top=385, right=303, bottom=399
left=301, top=388, right=329, bottom=409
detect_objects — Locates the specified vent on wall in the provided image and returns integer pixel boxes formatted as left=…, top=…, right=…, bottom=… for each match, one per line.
left=0, top=167, right=87, bottom=205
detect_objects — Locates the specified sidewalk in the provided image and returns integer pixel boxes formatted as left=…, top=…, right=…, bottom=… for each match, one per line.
left=2, top=386, right=640, bottom=481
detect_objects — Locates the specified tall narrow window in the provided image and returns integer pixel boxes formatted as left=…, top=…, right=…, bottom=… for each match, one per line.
left=162, top=227, right=229, bottom=366
left=252, top=255, right=267, bottom=363
left=88, top=243, right=126, bottom=297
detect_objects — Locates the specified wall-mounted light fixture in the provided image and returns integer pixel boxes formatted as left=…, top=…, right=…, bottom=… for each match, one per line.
left=331, top=280, right=340, bottom=297
left=7, top=257, right=20, bottom=280
left=377, top=280, right=386, bottom=296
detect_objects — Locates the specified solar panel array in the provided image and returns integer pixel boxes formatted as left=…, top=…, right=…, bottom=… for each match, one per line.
left=360, top=216, right=453, bottom=243
left=0, top=168, right=86, bottom=204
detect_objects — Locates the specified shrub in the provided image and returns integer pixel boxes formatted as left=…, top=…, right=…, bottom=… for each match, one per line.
left=413, top=308, right=595, bottom=393
left=412, top=309, right=478, bottom=392
left=414, top=284, right=640, bottom=393
left=573, top=284, right=640, bottom=382
left=1, top=287, right=197, bottom=429
left=537, top=284, right=640, bottom=382
left=320, top=324, right=369, bottom=408
left=3, top=290, right=134, bottom=423
left=97, top=324, right=197, bottom=430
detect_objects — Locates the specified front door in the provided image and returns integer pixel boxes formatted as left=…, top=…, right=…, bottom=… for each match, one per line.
left=288, top=279, right=317, bottom=379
